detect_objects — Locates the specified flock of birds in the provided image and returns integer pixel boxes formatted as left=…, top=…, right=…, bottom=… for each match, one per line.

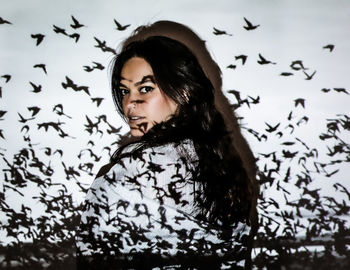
left=1, top=13, right=350, bottom=269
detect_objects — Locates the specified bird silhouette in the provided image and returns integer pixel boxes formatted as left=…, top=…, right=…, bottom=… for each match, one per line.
left=213, top=27, right=232, bottom=36
left=29, top=81, right=42, bottom=93
left=285, top=124, right=295, bottom=134
left=1, top=74, right=11, bottom=83
left=91, top=97, right=104, bottom=107
left=280, top=72, right=294, bottom=76
left=248, top=95, right=260, bottom=104
left=84, top=62, right=105, bottom=72
left=70, top=15, right=85, bottom=29
left=33, top=64, right=47, bottom=74
left=27, top=106, right=41, bottom=117
left=113, top=19, right=130, bottom=31
left=18, top=113, right=35, bottom=123
left=257, top=53, right=276, bottom=65
left=287, top=111, right=295, bottom=121
left=61, top=76, right=90, bottom=95
left=243, top=17, right=260, bottom=30
left=69, top=33, right=80, bottom=43
left=235, top=54, right=247, bottom=65
left=52, top=149, right=63, bottom=157
left=265, top=122, right=280, bottom=133
left=0, top=110, right=7, bottom=119
left=93, top=37, right=116, bottom=54
left=294, top=98, right=305, bottom=108
left=333, top=88, right=348, bottom=95
left=31, top=34, right=45, bottom=46
left=226, top=64, right=236, bottom=70
left=296, top=116, right=309, bottom=126
left=0, top=17, right=12, bottom=24
left=323, top=44, right=334, bottom=52
left=53, top=104, right=72, bottom=118
left=282, top=150, right=298, bottom=159
left=321, top=88, right=331, bottom=93
left=106, top=122, right=122, bottom=135
left=92, top=61, right=104, bottom=70
left=53, top=25, right=68, bottom=35
left=83, top=65, right=94, bottom=72
left=290, top=60, right=308, bottom=71
left=303, top=70, right=316, bottom=80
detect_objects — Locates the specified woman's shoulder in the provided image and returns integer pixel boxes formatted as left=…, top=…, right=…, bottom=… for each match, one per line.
left=97, top=139, right=197, bottom=178
left=122, top=138, right=197, bottom=165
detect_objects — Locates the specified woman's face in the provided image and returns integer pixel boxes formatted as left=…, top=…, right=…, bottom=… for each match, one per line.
left=119, top=57, right=178, bottom=137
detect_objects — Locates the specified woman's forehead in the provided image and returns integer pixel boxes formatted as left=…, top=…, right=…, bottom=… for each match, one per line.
left=120, top=57, right=154, bottom=83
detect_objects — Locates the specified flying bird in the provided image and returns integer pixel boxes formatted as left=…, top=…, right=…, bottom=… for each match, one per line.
left=91, top=97, right=104, bottom=107
left=1, top=74, right=11, bottom=83
left=53, top=25, right=68, bottom=35
left=61, top=76, right=90, bottom=95
left=21, top=125, right=30, bottom=134
left=243, top=17, right=260, bottom=30
left=296, top=116, right=309, bottom=126
left=92, top=62, right=105, bottom=70
left=53, top=149, right=63, bottom=157
left=323, top=44, right=334, bottom=52
left=333, top=88, right=349, bottom=95
left=290, top=60, right=308, bottom=71
left=282, top=150, right=298, bottom=159
left=70, top=15, right=84, bottom=29
left=93, top=37, right=116, bottom=54
left=29, top=81, right=42, bottom=93
left=265, top=122, right=280, bottom=133
left=33, top=64, right=47, bottom=74
left=53, top=104, right=72, bottom=118
left=235, top=54, right=248, bottom=65
left=321, top=88, right=331, bottom=93
left=83, top=62, right=105, bottom=72
left=0, top=129, right=5, bottom=139
left=294, top=98, right=305, bottom=108
left=303, top=70, right=316, bottom=80
left=27, top=106, right=41, bottom=117
left=0, top=17, right=12, bottom=25
left=69, top=33, right=80, bottom=43
left=257, top=53, right=276, bottom=65
left=287, top=111, right=294, bottom=121
left=114, top=19, right=130, bottom=31
left=280, top=72, right=293, bottom=76
left=213, top=27, right=232, bottom=36
left=226, top=64, right=236, bottom=70
left=31, top=34, right=45, bottom=46
left=0, top=110, right=6, bottom=120
left=18, top=113, right=35, bottom=123
left=248, top=95, right=260, bottom=104
left=285, top=124, right=295, bottom=134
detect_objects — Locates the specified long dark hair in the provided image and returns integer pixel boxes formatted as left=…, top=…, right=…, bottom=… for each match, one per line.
left=110, top=35, right=253, bottom=227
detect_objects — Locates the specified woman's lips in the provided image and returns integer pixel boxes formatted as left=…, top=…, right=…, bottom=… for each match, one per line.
left=128, top=116, right=145, bottom=123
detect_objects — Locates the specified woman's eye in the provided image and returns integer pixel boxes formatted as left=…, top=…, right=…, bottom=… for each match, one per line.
left=140, top=86, right=154, bottom=94
left=120, top=89, right=129, bottom=96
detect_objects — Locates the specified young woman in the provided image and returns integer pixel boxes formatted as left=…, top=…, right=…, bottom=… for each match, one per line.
left=77, top=21, right=258, bottom=269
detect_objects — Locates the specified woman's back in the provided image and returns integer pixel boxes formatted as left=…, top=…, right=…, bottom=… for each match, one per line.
left=77, top=139, right=250, bottom=269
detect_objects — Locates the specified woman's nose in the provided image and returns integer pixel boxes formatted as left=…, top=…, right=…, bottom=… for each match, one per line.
left=125, top=93, right=144, bottom=109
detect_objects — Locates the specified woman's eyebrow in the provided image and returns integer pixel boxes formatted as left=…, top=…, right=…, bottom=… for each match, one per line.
left=120, top=75, right=155, bottom=87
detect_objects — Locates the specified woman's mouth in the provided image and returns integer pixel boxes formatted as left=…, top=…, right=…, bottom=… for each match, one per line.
left=128, top=116, right=145, bottom=123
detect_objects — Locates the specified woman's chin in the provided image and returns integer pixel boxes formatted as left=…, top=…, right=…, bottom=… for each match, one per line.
left=130, top=129, right=147, bottom=138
